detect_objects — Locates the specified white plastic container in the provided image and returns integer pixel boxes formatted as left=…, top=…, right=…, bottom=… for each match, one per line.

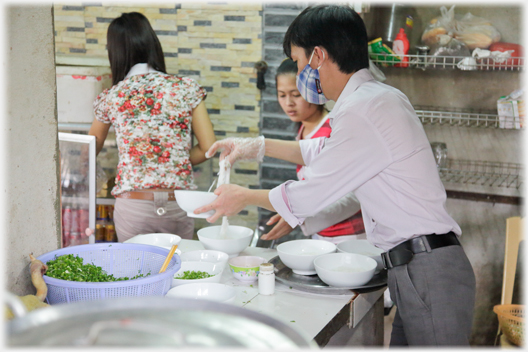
left=258, top=263, right=275, bottom=295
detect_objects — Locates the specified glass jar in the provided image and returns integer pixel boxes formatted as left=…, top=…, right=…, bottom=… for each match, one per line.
left=430, top=142, right=448, bottom=169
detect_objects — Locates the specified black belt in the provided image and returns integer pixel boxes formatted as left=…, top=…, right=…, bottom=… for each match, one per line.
left=381, top=232, right=460, bottom=269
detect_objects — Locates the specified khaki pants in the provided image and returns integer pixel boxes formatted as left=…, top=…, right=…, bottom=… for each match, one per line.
left=114, top=198, right=194, bottom=242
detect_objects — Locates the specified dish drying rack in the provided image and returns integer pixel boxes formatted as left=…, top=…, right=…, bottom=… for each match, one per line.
left=371, top=54, right=524, bottom=71
left=439, top=160, right=523, bottom=190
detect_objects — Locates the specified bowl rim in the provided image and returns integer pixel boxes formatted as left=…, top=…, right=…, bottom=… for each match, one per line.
left=197, top=225, right=254, bottom=234
left=228, top=255, right=267, bottom=268
left=180, top=249, right=229, bottom=261
left=276, top=239, right=337, bottom=255
left=124, top=233, right=182, bottom=242
left=314, top=252, right=378, bottom=272
left=166, top=282, right=236, bottom=299
left=197, top=226, right=254, bottom=241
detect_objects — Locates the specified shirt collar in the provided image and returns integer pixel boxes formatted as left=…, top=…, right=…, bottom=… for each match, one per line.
left=328, top=68, right=375, bottom=120
left=125, top=63, right=160, bottom=79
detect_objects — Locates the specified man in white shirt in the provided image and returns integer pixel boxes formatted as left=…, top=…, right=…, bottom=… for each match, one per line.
left=196, top=4, right=476, bottom=346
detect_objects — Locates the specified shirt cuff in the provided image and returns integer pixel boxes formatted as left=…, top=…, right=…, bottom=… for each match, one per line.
left=269, top=181, right=305, bottom=229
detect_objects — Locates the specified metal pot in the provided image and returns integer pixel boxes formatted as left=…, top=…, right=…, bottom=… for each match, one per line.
left=7, top=296, right=317, bottom=348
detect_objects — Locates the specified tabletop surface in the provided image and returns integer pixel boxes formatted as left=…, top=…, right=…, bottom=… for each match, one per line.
left=176, top=239, right=363, bottom=339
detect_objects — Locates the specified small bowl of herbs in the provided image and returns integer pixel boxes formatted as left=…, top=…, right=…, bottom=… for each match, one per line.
left=172, top=261, right=223, bottom=287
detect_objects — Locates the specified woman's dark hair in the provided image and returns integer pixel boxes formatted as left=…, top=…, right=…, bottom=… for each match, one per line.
left=275, top=58, right=298, bottom=85
left=283, top=5, right=369, bottom=74
left=107, top=12, right=167, bottom=85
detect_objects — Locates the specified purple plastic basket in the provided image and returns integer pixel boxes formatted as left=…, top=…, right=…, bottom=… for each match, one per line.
left=36, top=243, right=181, bottom=305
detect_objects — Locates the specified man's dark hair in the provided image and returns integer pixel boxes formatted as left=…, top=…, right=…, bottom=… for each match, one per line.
left=283, top=5, right=369, bottom=74
left=107, top=12, right=167, bottom=85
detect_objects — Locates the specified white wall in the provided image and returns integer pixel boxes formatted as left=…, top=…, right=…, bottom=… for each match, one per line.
left=3, top=5, right=60, bottom=295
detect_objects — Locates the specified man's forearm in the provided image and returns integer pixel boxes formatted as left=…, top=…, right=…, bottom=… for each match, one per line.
left=247, top=189, right=275, bottom=212
left=265, top=139, right=304, bottom=165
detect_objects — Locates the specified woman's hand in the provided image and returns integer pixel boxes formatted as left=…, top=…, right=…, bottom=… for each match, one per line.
left=194, top=184, right=250, bottom=223
left=205, top=136, right=265, bottom=166
left=260, top=213, right=295, bottom=241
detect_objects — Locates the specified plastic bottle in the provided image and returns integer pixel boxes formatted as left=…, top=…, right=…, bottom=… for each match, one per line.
left=96, top=205, right=107, bottom=242
left=62, top=206, right=72, bottom=247
left=69, top=231, right=81, bottom=246
left=392, top=28, right=409, bottom=68
left=258, top=263, right=275, bottom=295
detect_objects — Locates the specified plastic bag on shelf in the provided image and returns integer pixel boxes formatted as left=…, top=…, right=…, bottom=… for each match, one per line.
left=96, top=162, right=109, bottom=194
left=421, top=5, right=457, bottom=46
left=454, top=12, right=501, bottom=50
left=428, top=37, right=471, bottom=67
left=497, top=89, right=524, bottom=129
left=369, top=59, right=386, bottom=82
left=421, top=5, right=501, bottom=50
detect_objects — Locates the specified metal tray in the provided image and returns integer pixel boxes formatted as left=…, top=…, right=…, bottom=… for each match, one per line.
left=270, top=256, right=387, bottom=295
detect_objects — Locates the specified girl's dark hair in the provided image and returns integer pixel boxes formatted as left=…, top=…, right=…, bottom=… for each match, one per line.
left=283, top=5, right=369, bottom=74
left=107, top=12, right=167, bottom=85
left=275, top=58, right=298, bottom=84
left=275, top=58, right=325, bottom=129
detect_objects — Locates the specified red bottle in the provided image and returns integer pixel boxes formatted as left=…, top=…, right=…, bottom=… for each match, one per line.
left=393, top=28, right=409, bottom=68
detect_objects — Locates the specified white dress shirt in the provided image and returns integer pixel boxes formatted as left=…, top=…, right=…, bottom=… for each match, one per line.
left=269, top=68, right=461, bottom=251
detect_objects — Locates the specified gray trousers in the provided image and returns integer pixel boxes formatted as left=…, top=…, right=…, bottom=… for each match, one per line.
left=387, top=244, right=476, bottom=346
left=114, top=198, right=194, bottom=242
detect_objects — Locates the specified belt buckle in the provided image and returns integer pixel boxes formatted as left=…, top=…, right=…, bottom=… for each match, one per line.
left=381, top=252, right=392, bottom=270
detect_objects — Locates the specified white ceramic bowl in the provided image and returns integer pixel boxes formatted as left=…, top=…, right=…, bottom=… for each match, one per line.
left=228, top=256, right=267, bottom=282
left=276, top=239, right=337, bottom=275
left=174, top=190, right=218, bottom=218
left=166, top=283, right=236, bottom=303
left=197, top=225, right=254, bottom=258
left=314, top=253, right=377, bottom=288
left=336, top=239, right=385, bottom=273
left=124, top=233, right=182, bottom=255
left=180, top=250, right=229, bottom=271
left=172, top=261, right=224, bottom=287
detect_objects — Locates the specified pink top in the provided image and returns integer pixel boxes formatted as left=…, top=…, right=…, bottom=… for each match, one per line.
left=269, top=69, right=461, bottom=251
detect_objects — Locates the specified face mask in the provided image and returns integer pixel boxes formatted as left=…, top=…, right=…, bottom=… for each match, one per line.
left=296, top=49, right=328, bottom=105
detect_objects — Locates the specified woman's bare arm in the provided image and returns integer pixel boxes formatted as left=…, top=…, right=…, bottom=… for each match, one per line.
left=88, top=118, right=111, bottom=155
left=189, top=101, right=216, bottom=165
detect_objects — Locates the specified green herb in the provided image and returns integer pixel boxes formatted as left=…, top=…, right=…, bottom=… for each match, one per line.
left=176, top=270, right=214, bottom=280
left=46, top=254, right=150, bottom=282
left=250, top=285, right=253, bottom=288
left=290, top=321, right=296, bottom=323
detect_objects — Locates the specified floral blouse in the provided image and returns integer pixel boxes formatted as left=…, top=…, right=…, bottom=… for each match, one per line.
left=94, top=70, right=206, bottom=196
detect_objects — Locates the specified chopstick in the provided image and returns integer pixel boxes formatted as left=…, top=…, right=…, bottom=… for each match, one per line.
left=159, top=244, right=178, bottom=273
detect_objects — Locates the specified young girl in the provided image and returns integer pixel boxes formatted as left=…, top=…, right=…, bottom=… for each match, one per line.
left=261, top=58, right=365, bottom=244
left=89, top=12, right=216, bottom=241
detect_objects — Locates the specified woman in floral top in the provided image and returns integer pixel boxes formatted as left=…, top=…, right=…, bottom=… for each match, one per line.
left=89, top=12, right=216, bottom=241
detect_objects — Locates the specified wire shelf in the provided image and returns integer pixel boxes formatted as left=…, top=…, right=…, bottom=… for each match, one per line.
left=415, top=107, right=501, bottom=128
left=439, top=159, right=523, bottom=189
left=371, top=54, right=524, bottom=71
